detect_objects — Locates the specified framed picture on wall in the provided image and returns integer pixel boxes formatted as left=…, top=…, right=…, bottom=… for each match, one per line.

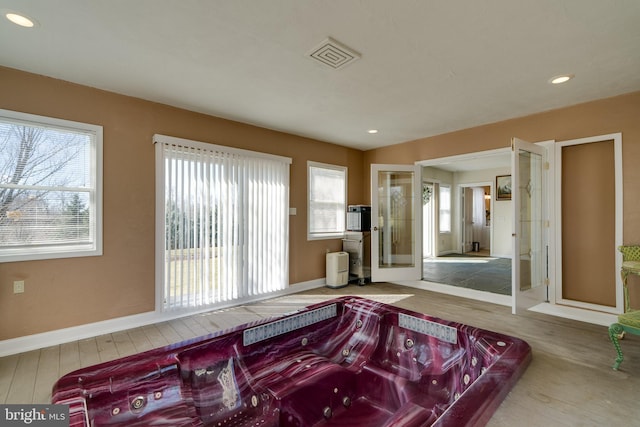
left=496, top=175, right=512, bottom=201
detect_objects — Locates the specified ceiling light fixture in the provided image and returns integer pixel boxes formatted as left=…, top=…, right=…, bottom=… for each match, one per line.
left=549, top=74, right=574, bottom=84
left=5, top=12, right=36, bottom=28
left=367, top=129, right=378, bottom=134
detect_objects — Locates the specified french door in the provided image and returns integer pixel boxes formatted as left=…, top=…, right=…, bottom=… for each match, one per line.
left=371, top=164, right=422, bottom=282
left=511, top=137, right=547, bottom=314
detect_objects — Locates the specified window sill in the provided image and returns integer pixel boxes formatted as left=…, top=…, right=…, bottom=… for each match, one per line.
left=0, top=245, right=102, bottom=263
left=307, top=233, right=345, bottom=241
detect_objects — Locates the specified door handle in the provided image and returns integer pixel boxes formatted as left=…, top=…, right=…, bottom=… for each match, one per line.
left=373, top=226, right=378, bottom=231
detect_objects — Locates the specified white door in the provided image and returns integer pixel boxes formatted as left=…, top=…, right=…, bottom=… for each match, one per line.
left=371, top=164, right=422, bottom=282
left=422, top=183, right=435, bottom=258
left=462, top=187, right=474, bottom=252
left=511, top=137, right=547, bottom=314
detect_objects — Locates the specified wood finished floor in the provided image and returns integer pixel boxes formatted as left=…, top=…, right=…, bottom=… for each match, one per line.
left=2, top=282, right=639, bottom=426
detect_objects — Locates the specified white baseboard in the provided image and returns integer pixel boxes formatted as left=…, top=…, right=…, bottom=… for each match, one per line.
left=0, top=279, right=326, bottom=357
left=492, top=252, right=511, bottom=259
left=528, top=302, right=616, bottom=327
left=437, top=250, right=456, bottom=256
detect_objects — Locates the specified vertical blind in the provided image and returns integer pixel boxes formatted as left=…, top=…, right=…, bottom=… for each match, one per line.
left=155, top=135, right=291, bottom=311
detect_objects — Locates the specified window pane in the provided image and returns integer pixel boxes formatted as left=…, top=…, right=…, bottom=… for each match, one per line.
left=0, top=123, right=92, bottom=188
left=439, top=185, right=451, bottom=233
left=308, top=163, right=346, bottom=237
left=0, top=190, right=91, bottom=246
left=0, top=110, right=101, bottom=261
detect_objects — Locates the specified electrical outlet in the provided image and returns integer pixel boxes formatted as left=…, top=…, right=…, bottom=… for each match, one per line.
left=13, top=280, right=25, bottom=294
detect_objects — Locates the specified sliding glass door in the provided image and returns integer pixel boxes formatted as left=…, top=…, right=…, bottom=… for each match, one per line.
left=155, top=134, right=291, bottom=312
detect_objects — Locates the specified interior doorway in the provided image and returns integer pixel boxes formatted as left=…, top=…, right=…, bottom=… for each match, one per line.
left=414, top=140, right=621, bottom=325
left=461, top=184, right=491, bottom=255
left=420, top=149, right=511, bottom=300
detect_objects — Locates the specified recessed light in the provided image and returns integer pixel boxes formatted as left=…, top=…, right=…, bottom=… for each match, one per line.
left=549, top=74, right=574, bottom=84
left=367, top=129, right=378, bottom=134
left=5, top=12, right=37, bottom=28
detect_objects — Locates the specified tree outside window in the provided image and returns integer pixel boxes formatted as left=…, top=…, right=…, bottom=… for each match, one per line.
left=0, top=110, right=102, bottom=262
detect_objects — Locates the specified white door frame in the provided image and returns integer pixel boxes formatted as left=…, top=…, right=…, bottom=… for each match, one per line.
left=553, top=133, right=623, bottom=314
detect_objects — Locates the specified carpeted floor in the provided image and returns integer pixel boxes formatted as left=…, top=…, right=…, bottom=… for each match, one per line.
left=422, top=253, right=512, bottom=295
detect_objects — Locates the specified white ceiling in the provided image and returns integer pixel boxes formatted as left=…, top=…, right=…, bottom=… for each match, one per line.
left=1, top=0, right=639, bottom=152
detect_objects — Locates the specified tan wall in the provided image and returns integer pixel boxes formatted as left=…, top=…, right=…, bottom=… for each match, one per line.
left=365, top=91, right=640, bottom=307
left=2, top=63, right=639, bottom=341
left=561, top=140, right=616, bottom=306
left=0, top=66, right=363, bottom=340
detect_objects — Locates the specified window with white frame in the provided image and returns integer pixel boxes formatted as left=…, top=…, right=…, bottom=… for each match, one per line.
left=308, top=161, right=347, bottom=240
left=439, top=184, right=451, bottom=233
left=0, top=109, right=102, bottom=262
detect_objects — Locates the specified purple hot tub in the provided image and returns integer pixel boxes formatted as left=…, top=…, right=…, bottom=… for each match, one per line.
left=52, top=297, right=531, bottom=426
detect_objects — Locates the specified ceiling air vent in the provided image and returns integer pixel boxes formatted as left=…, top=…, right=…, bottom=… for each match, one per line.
left=307, top=37, right=361, bottom=70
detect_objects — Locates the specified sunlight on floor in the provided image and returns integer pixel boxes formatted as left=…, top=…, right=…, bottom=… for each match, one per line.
left=399, top=281, right=511, bottom=306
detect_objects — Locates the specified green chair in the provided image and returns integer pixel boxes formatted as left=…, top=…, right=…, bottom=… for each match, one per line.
left=609, top=245, right=640, bottom=370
